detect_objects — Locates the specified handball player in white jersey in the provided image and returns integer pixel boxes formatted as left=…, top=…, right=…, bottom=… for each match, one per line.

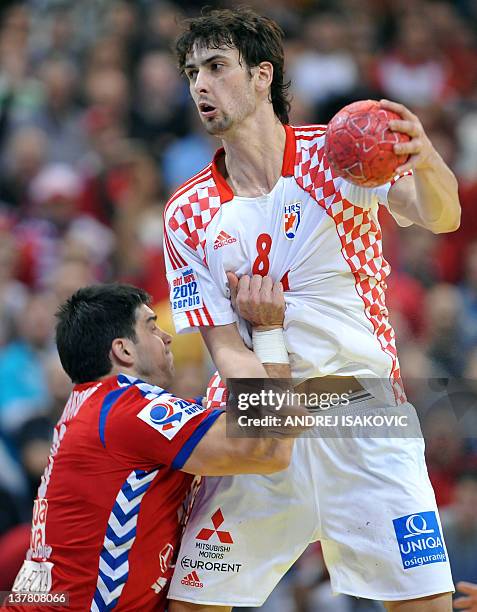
left=163, top=7, right=461, bottom=612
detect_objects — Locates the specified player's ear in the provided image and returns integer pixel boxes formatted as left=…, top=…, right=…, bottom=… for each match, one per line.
left=111, top=338, right=135, bottom=367
left=255, top=61, right=273, bottom=92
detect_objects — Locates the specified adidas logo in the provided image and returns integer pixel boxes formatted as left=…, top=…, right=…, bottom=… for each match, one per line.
left=181, top=571, right=203, bottom=588
left=214, top=231, right=237, bottom=250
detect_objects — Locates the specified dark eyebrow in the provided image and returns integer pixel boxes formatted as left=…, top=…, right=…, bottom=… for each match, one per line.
left=146, top=314, right=157, bottom=324
left=184, top=54, right=229, bottom=70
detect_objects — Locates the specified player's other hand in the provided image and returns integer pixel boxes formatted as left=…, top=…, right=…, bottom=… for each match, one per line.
left=380, top=98, right=436, bottom=174
left=226, top=272, right=285, bottom=330
left=454, top=582, right=477, bottom=611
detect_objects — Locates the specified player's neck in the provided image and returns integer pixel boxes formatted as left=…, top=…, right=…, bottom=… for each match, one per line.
left=220, top=112, right=286, bottom=198
left=105, top=366, right=166, bottom=389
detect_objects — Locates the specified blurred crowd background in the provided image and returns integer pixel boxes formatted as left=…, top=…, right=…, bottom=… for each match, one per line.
left=0, top=0, right=477, bottom=609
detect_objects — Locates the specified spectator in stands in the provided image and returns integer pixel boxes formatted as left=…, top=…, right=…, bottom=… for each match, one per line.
left=289, top=12, right=358, bottom=108
left=442, top=471, right=477, bottom=585
left=423, top=284, right=465, bottom=377
left=15, top=163, right=113, bottom=288
left=376, top=14, right=449, bottom=106
left=424, top=406, right=474, bottom=507
left=24, top=57, right=87, bottom=165
left=459, top=242, right=477, bottom=351
left=0, top=224, right=28, bottom=346
left=0, top=291, right=55, bottom=433
left=0, top=126, right=48, bottom=211
left=131, top=50, right=191, bottom=159
left=13, top=415, right=53, bottom=507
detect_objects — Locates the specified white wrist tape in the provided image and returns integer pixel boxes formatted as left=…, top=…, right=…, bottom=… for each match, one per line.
left=252, top=328, right=289, bottom=364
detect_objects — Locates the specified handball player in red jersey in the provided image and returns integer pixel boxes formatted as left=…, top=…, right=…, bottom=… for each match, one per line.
left=8, top=280, right=294, bottom=611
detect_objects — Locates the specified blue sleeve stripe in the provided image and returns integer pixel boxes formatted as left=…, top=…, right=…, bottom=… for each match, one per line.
left=99, top=387, right=131, bottom=448
left=172, top=409, right=224, bottom=470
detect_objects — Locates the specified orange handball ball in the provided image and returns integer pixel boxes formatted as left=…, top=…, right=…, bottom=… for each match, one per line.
left=324, top=99, right=410, bottom=188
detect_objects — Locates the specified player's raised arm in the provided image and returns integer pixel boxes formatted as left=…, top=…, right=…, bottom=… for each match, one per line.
left=200, top=273, right=290, bottom=381
left=181, top=274, right=301, bottom=476
left=199, top=323, right=269, bottom=379
left=383, top=99, right=461, bottom=234
left=180, top=407, right=294, bottom=476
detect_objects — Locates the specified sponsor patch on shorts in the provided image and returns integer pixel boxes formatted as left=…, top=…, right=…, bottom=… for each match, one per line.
left=180, top=556, right=242, bottom=574
left=393, top=511, right=447, bottom=570
left=181, top=571, right=203, bottom=588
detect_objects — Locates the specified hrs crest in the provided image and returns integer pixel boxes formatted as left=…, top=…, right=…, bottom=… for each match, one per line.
left=283, top=202, right=301, bottom=240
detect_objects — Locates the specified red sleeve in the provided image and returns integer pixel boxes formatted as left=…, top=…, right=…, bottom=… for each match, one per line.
left=103, top=386, right=223, bottom=470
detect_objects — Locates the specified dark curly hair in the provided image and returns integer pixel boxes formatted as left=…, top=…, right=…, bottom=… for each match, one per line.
left=175, top=7, right=291, bottom=124
left=56, top=284, right=150, bottom=383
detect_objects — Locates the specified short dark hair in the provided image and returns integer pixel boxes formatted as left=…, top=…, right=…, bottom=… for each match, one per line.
left=175, top=7, right=291, bottom=124
left=55, top=284, right=150, bottom=384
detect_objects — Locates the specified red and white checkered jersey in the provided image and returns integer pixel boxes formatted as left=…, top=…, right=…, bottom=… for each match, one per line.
left=164, top=124, right=409, bottom=398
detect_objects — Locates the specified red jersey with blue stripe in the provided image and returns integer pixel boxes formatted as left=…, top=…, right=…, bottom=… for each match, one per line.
left=10, top=373, right=222, bottom=611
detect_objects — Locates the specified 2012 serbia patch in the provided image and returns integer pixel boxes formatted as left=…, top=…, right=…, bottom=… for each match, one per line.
left=167, top=266, right=203, bottom=314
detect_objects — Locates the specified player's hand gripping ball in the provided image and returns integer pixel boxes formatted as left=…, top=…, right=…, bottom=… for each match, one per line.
left=325, top=99, right=410, bottom=187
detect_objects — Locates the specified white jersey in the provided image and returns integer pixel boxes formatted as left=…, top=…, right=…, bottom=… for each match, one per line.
left=164, top=124, right=408, bottom=400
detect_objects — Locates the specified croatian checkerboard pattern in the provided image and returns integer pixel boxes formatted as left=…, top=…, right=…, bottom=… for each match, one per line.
left=205, top=371, right=228, bottom=409
left=293, top=126, right=405, bottom=403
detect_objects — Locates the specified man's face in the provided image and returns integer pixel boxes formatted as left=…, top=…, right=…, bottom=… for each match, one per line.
left=129, top=304, right=174, bottom=388
left=184, top=44, right=257, bottom=135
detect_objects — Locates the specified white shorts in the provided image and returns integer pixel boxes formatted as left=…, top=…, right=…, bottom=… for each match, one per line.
left=169, top=398, right=454, bottom=606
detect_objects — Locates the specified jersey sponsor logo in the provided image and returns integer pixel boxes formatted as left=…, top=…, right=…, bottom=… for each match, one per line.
left=167, top=266, right=203, bottom=314
left=12, top=560, right=53, bottom=593
left=151, top=542, right=175, bottom=593
left=27, top=499, right=52, bottom=562
left=195, top=541, right=231, bottom=560
left=393, top=511, right=447, bottom=569
left=214, top=230, right=238, bottom=250
left=159, top=543, right=175, bottom=574
left=180, top=556, right=242, bottom=574
left=283, top=202, right=301, bottom=240
left=196, top=508, right=234, bottom=544
left=137, top=396, right=206, bottom=440
left=181, top=571, right=203, bottom=588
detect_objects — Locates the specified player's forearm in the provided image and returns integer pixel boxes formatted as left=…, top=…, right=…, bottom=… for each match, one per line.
left=389, top=153, right=460, bottom=234
left=201, top=324, right=291, bottom=380
left=413, top=152, right=460, bottom=233
left=201, top=324, right=269, bottom=379
left=182, top=413, right=294, bottom=476
left=382, top=99, right=460, bottom=234
left=215, top=349, right=291, bottom=379
left=216, top=436, right=293, bottom=475
left=263, top=363, right=291, bottom=377
left=251, top=326, right=290, bottom=379
left=216, top=344, right=269, bottom=379
left=234, top=437, right=294, bottom=474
